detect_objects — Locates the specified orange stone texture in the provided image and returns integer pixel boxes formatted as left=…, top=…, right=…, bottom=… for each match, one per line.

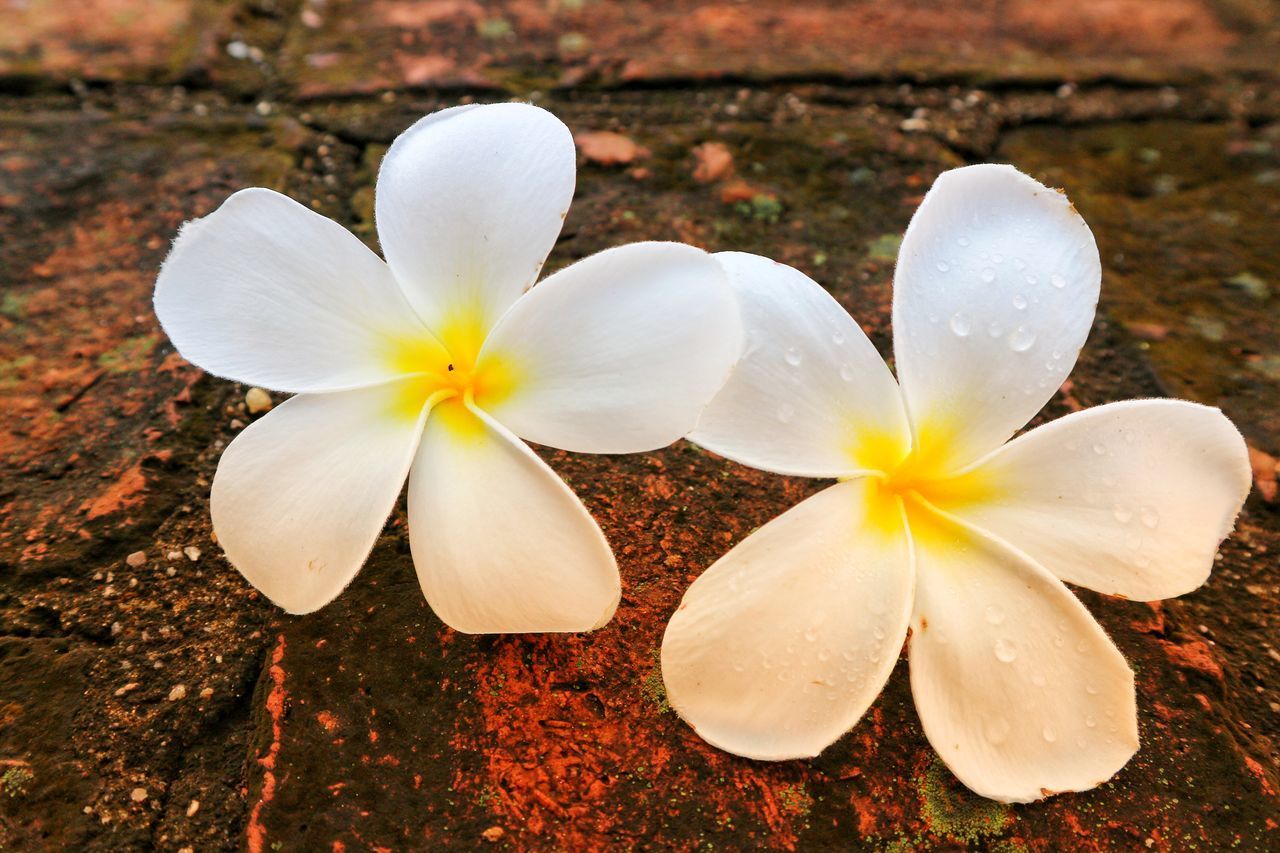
left=1, top=1, right=1278, bottom=849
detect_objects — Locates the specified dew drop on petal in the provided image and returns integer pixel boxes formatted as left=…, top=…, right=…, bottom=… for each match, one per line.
left=987, top=322, right=1004, bottom=338
left=1112, top=504, right=1133, bottom=524
left=936, top=260, right=950, bottom=273
left=1086, top=683, right=1099, bottom=695
left=839, top=363, right=855, bottom=382
left=1042, top=725, right=1058, bottom=743
left=803, top=627, right=818, bottom=642
left=1031, top=672, right=1047, bottom=687
left=1012, top=293, right=1028, bottom=310
left=1085, top=714, right=1097, bottom=728
left=957, top=236, right=971, bottom=247
left=949, top=313, right=972, bottom=337
left=994, top=638, right=1018, bottom=663
left=1013, top=257, right=1027, bottom=271
left=981, top=267, right=996, bottom=283
left=1140, top=506, right=1161, bottom=529
left=784, top=347, right=803, bottom=367
left=1008, top=326, right=1036, bottom=352
left=992, top=252, right=1005, bottom=263
left=1051, top=273, right=1067, bottom=289
left=732, top=661, right=746, bottom=672
left=1025, top=274, right=1038, bottom=285
left=1092, top=442, right=1108, bottom=455
left=984, top=604, right=1005, bottom=626
left=1076, top=640, right=1089, bottom=653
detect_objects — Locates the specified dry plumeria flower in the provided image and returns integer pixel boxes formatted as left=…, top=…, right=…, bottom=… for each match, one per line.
left=661, top=164, right=1250, bottom=802
left=155, top=103, right=740, bottom=633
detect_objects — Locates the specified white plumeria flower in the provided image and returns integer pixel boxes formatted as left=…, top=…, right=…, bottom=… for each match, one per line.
left=661, top=164, right=1251, bottom=802
left=154, top=103, right=741, bottom=634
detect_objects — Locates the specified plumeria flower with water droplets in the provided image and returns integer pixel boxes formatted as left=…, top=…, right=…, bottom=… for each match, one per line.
left=155, top=103, right=741, bottom=633
left=661, top=164, right=1250, bottom=802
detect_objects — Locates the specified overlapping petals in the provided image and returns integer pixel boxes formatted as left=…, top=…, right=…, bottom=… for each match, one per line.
left=663, top=163, right=1249, bottom=800
left=156, top=103, right=740, bottom=634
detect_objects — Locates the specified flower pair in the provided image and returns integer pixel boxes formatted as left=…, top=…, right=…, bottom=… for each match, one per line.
left=155, top=104, right=1250, bottom=803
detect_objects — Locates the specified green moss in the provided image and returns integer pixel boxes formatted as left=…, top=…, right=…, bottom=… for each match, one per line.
left=865, top=233, right=903, bottom=262
left=0, top=291, right=28, bottom=319
left=2, top=766, right=33, bottom=798
left=776, top=783, right=812, bottom=816
left=641, top=649, right=671, bottom=714
left=734, top=193, right=783, bottom=224
left=918, top=758, right=1011, bottom=844
left=97, top=335, right=158, bottom=373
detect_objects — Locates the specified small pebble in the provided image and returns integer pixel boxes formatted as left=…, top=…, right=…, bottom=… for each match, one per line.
left=229, top=418, right=246, bottom=430
left=186, top=799, right=200, bottom=817
left=245, top=387, right=273, bottom=414
left=199, top=687, right=214, bottom=699
left=166, top=567, right=177, bottom=577
left=166, top=550, right=183, bottom=561
left=114, top=682, right=140, bottom=697
left=130, top=787, right=148, bottom=803
left=169, top=684, right=187, bottom=701
left=110, top=622, right=122, bottom=636
left=184, top=546, right=202, bottom=562
left=482, top=826, right=505, bottom=843
left=125, top=551, right=147, bottom=568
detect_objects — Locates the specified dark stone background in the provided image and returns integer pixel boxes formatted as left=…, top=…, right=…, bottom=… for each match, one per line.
left=1, top=1, right=1277, bottom=849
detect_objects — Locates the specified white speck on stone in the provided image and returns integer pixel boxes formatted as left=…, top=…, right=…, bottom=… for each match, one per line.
left=130, top=787, right=148, bottom=803
left=167, top=550, right=183, bottom=561
left=183, top=546, right=201, bottom=562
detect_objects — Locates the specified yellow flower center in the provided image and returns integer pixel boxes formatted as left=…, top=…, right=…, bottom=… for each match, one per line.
left=383, top=307, right=520, bottom=436
left=848, top=424, right=994, bottom=543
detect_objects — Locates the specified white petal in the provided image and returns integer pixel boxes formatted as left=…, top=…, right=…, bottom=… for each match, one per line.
left=690, top=252, right=910, bottom=477
left=375, top=103, right=575, bottom=345
left=893, top=164, right=1101, bottom=469
left=211, top=380, right=432, bottom=614
left=155, top=188, right=431, bottom=393
left=407, top=400, right=619, bottom=634
left=661, top=480, right=915, bottom=760
left=943, top=399, right=1250, bottom=601
left=478, top=243, right=741, bottom=454
left=908, top=502, right=1138, bottom=803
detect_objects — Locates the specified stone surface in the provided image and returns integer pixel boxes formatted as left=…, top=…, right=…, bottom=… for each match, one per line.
left=1, top=2, right=1278, bottom=850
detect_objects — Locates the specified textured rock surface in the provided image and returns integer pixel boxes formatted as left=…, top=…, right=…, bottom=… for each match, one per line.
left=1, top=1, right=1278, bottom=849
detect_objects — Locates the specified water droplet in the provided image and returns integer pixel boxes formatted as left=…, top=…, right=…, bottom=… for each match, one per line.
left=956, top=236, right=971, bottom=247
left=1051, top=273, right=1067, bottom=289
left=949, top=313, right=972, bottom=337
left=803, top=627, right=818, bottom=642
left=1042, top=725, right=1058, bottom=743
left=1031, top=672, right=1047, bottom=687
left=1092, top=442, right=1108, bottom=455
left=1112, top=504, right=1133, bottom=524
left=732, top=661, right=746, bottom=672
left=784, top=347, right=803, bottom=367
left=1075, top=640, right=1089, bottom=653
left=1133, top=553, right=1152, bottom=569
left=1008, top=326, right=1036, bottom=352
left=936, top=260, right=950, bottom=273
left=980, top=267, right=996, bottom=283
left=994, top=638, right=1018, bottom=663
left=984, top=605, right=1006, bottom=626
left=1086, top=683, right=1099, bottom=695
left=992, top=253, right=1005, bottom=263
left=1025, top=274, right=1038, bottom=285
left=1140, top=506, right=1160, bottom=529
left=818, top=648, right=830, bottom=661
left=1013, top=257, right=1027, bottom=271
left=777, top=403, right=795, bottom=424
left=984, top=716, right=1011, bottom=745
left=1085, top=714, right=1097, bottom=728
left=1053, top=635, right=1065, bottom=648
left=1125, top=531, right=1143, bottom=551
left=1123, top=430, right=1137, bottom=445
left=831, top=330, right=846, bottom=345
left=873, top=625, right=886, bottom=640
left=1012, top=293, right=1028, bottom=310
left=987, top=322, right=1004, bottom=338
